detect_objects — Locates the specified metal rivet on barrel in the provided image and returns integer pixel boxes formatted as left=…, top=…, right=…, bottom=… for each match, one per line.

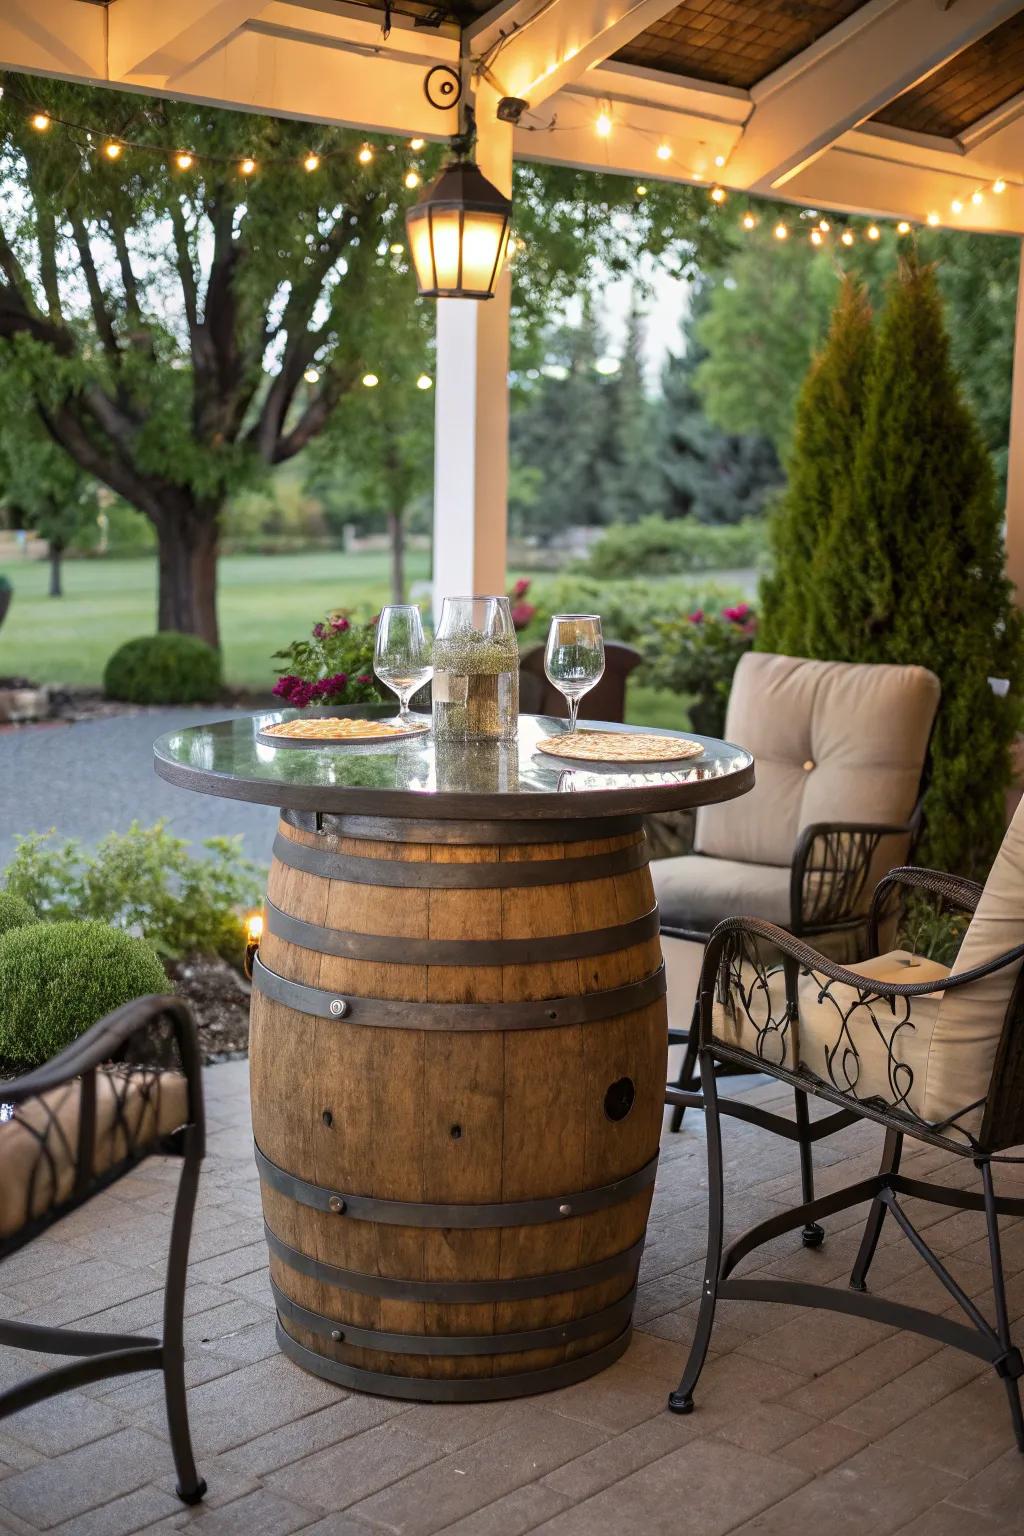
left=558, top=1203, right=572, bottom=1216
left=329, top=998, right=348, bottom=1017
left=328, top=1195, right=346, bottom=1214
left=546, top=1009, right=558, bottom=1020
left=330, top=1328, right=343, bottom=1341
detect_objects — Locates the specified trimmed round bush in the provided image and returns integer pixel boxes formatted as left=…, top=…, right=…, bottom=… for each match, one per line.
left=103, top=633, right=222, bottom=705
left=0, top=891, right=35, bottom=938
left=0, top=920, right=171, bottom=1069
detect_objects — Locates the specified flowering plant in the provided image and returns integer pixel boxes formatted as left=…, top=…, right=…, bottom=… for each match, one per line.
left=271, top=612, right=384, bottom=708
left=645, top=603, right=758, bottom=736
left=508, top=578, right=536, bottom=632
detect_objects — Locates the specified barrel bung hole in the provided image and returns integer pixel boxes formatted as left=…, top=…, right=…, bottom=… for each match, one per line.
left=604, top=1077, right=636, bottom=1122
left=450, top=1124, right=463, bottom=1141
left=322, top=1109, right=333, bottom=1128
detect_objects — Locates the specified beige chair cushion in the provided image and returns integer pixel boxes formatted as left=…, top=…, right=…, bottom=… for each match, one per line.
left=0, top=1068, right=189, bottom=1241
left=652, top=853, right=791, bottom=932
left=695, top=654, right=940, bottom=888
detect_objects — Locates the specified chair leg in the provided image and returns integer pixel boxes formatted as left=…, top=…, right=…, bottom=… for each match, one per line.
left=162, top=1131, right=206, bottom=1505
left=668, top=1047, right=724, bottom=1414
left=850, top=1130, right=903, bottom=1292
left=668, top=998, right=700, bottom=1133
left=980, top=1159, right=1024, bottom=1453
left=794, top=1089, right=825, bottom=1249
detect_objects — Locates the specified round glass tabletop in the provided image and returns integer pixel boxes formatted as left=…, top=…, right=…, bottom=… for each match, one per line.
left=153, top=709, right=754, bottom=820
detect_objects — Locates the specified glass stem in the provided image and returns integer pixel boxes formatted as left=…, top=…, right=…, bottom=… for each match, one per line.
left=567, top=695, right=580, bottom=733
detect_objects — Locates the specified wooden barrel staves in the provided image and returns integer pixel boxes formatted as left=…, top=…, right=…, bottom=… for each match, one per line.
left=249, top=810, right=667, bottom=1401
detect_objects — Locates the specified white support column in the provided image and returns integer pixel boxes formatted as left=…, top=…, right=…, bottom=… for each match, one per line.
left=1006, top=243, right=1024, bottom=602
left=432, top=90, right=513, bottom=611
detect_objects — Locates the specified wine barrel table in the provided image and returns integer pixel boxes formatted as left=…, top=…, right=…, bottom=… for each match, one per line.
left=155, top=709, right=754, bottom=1402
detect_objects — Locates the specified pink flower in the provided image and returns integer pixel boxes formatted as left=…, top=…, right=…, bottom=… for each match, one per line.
left=330, top=615, right=350, bottom=633
left=510, top=602, right=536, bottom=630
left=312, top=622, right=326, bottom=639
left=687, top=609, right=704, bottom=625
left=272, top=675, right=300, bottom=699
left=512, top=578, right=531, bottom=599
left=357, top=673, right=372, bottom=685
left=722, top=603, right=752, bottom=625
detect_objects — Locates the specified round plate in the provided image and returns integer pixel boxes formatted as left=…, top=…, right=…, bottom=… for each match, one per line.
left=535, top=731, right=705, bottom=765
left=256, top=717, right=430, bottom=750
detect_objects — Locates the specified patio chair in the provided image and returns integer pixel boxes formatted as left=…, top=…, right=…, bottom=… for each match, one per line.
left=518, top=640, right=643, bottom=723
left=665, top=799, right=1024, bottom=1450
left=658, top=652, right=940, bottom=1130
left=0, top=995, right=207, bottom=1505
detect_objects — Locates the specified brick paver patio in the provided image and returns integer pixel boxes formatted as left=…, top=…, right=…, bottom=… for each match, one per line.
left=3, top=1047, right=1024, bottom=1535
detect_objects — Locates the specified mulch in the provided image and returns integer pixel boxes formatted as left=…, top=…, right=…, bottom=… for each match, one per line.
left=167, top=954, right=252, bottom=1063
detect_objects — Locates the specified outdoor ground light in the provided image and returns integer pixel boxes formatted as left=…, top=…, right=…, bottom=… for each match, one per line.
left=405, top=157, right=512, bottom=300
left=243, top=910, right=263, bottom=979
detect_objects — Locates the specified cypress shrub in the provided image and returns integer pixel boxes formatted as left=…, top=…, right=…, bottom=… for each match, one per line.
left=0, top=920, right=170, bottom=1070
left=759, top=277, right=874, bottom=656
left=103, top=633, right=222, bottom=705
left=761, top=259, right=1022, bottom=877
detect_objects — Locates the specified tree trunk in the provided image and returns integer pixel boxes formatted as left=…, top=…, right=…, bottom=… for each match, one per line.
left=155, top=509, right=221, bottom=648
left=388, top=509, right=405, bottom=605
left=48, top=541, right=64, bottom=598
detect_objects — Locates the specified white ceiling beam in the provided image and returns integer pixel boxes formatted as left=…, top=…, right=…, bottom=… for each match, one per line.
left=723, top=0, right=1024, bottom=194
left=468, top=0, right=684, bottom=111
left=0, top=0, right=105, bottom=85
left=106, top=1, right=268, bottom=84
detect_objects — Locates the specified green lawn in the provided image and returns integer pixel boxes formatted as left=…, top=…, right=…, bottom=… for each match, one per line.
left=0, top=548, right=687, bottom=726
left=0, top=550, right=431, bottom=691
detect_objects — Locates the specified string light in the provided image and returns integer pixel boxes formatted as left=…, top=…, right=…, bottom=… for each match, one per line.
left=362, top=372, right=379, bottom=388
left=416, top=374, right=433, bottom=390
left=303, top=366, right=320, bottom=384
left=741, top=212, right=757, bottom=230
left=239, top=157, right=257, bottom=176
left=951, top=197, right=963, bottom=214
left=31, top=112, right=50, bottom=131
left=867, top=224, right=880, bottom=240
left=304, top=153, right=320, bottom=172
left=809, top=229, right=823, bottom=246
left=994, top=178, right=1007, bottom=194
left=635, top=183, right=648, bottom=197
left=404, top=170, right=421, bottom=189
left=773, top=221, right=788, bottom=240
left=840, top=229, right=855, bottom=246
left=103, top=140, right=122, bottom=160
left=389, top=241, right=405, bottom=254
left=972, top=189, right=984, bottom=206
left=655, top=142, right=671, bottom=161
left=174, top=151, right=194, bottom=171
left=818, top=218, right=830, bottom=232
left=927, top=211, right=940, bottom=226
left=358, top=143, right=374, bottom=164
left=595, top=111, right=612, bottom=138
left=409, top=138, right=425, bottom=151
left=897, top=220, right=911, bottom=235
left=709, top=185, right=726, bottom=204
left=714, top=154, right=726, bottom=168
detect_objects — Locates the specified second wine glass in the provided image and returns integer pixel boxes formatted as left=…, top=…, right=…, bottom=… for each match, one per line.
left=374, top=605, right=432, bottom=726
left=544, top=614, right=605, bottom=733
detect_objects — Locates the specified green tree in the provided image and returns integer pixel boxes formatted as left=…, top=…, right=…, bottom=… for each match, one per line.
left=759, top=276, right=874, bottom=654
left=658, top=284, right=782, bottom=524
left=0, top=76, right=728, bottom=645
left=0, top=421, right=99, bottom=596
left=593, top=296, right=656, bottom=525
left=763, top=261, right=1022, bottom=877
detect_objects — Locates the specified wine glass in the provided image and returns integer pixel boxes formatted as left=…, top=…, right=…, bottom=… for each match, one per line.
left=544, top=614, right=605, bottom=733
left=374, top=605, right=432, bottom=727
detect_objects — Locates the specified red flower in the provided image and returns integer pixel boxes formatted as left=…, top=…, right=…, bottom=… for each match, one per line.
left=687, top=609, right=705, bottom=625
left=357, top=673, right=372, bottom=685
left=511, top=578, right=531, bottom=599
left=722, top=603, right=752, bottom=625
left=510, top=602, right=536, bottom=630
left=330, top=615, right=350, bottom=633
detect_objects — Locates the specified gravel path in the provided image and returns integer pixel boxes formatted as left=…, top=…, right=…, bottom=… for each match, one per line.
left=0, top=709, right=277, bottom=867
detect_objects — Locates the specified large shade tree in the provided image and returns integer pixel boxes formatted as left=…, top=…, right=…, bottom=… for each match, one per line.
left=0, top=75, right=726, bottom=646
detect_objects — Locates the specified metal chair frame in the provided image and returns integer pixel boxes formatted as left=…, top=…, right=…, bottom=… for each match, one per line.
left=0, top=995, right=207, bottom=1505
left=666, top=867, right=1024, bottom=1451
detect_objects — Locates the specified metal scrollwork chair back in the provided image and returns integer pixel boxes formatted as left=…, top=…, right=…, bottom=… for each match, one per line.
left=0, top=995, right=207, bottom=1505
left=666, top=798, right=1024, bottom=1451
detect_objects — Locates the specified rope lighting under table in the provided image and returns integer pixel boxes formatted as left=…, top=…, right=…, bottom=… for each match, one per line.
left=154, top=706, right=753, bottom=1401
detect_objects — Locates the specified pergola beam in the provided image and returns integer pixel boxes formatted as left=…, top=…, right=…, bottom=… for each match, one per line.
left=106, top=1, right=266, bottom=84
left=723, top=0, right=1024, bottom=193
left=467, top=0, right=684, bottom=111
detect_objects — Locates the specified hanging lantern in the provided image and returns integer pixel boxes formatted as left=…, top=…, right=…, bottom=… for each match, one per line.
left=405, top=159, right=512, bottom=300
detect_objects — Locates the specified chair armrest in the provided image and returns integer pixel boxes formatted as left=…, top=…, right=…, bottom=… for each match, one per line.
left=699, top=913, right=1024, bottom=1040
left=867, top=864, right=983, bottom=951
left=2, top=995, right=204, bottom=1146
left=790, top=820, right=916, bottom=936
